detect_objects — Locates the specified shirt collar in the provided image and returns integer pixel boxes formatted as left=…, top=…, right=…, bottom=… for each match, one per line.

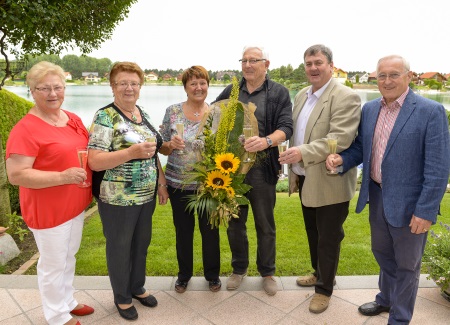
left=307, top=78, right=332, bottom=99
left=381, top=87, right=410, bottom=109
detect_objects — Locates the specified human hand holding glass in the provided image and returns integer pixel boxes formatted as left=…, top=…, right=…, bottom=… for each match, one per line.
left=76, top=146, right=91, bottom=187
left=326, top=135, right=338, bottom=175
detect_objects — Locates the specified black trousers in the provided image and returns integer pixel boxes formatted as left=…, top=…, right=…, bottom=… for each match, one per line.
left=299, top=176, right=349, bottom=296
left=98, top=199, right=156, bottom=304
left=168, top=186, right=220, bottom=282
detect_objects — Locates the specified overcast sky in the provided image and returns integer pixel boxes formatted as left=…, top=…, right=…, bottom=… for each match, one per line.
left=68, top=0, right=449, bottom=74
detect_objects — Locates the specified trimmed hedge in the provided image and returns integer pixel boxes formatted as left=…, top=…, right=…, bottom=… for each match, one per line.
left=0, top=88, right=33, bottom=213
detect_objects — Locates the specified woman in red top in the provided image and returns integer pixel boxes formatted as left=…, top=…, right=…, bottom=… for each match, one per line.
left=6, top=61, right=93, bottom=325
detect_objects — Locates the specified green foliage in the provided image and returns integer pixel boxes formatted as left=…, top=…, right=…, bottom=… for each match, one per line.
left=423, top=222, right=450, bottom=291
left=344, top=80, right=353, bottom=88
left=0, top=89, right=33, bottom=213
left=6, top=211, right=29, bottom=242
left=0, top=0, right=136, bottom=86
left=276, top=179, right=289, bottom=192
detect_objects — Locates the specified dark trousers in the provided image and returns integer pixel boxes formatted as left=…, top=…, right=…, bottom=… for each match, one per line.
left=227, top=167, right=277, bottom=276
left=369, top=180, right=427, bottom=325
left=98, top=199, right=156, bottom=305
left=168, top=186, right=220, bottom=282
left=299, top=176, right=349, bottom=297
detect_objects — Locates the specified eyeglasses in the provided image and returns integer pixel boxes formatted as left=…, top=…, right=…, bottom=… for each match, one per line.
left=35, top=86, right=65, bottom=93
left=239, top=59, right=266, bottom=65
left=377, top=71, right=409, bottom=81
left=114, top=81, right=141, bottom=89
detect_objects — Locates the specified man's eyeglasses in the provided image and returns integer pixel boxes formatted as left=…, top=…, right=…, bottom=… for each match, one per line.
left=114, top=81, right=141, bottom=89
left=377, top=71, right=409, bottom=81
left=35, top=86, right=65, bottom=93
left=239, top=59, right=266, bottom=65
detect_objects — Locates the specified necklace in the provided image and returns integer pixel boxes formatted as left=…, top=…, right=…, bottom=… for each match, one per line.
left=116, top=102, right=138, bottom=122
left=186, top=102, right=205, bottom=118
left=35, top=106, right=61, bottom=126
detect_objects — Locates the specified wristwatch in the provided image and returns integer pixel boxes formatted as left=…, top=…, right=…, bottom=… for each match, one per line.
left=265, top=136, right=273, bottom=147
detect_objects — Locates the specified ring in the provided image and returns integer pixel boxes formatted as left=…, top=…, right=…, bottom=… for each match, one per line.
left=423, top=229, right=428, bottom=232
left=147, top=152, right=150, bottom=157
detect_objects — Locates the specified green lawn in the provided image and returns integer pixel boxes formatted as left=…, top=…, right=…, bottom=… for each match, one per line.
left=75, top=192, right=450, bottom=277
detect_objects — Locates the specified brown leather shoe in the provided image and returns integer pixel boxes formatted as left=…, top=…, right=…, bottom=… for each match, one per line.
left=296, top=274, right=337, bottom=287
left=309, top=293, right=331, bottom=314
left=296, top=274, right=317, bottom=287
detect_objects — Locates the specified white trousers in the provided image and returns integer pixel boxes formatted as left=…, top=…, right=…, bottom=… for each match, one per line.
left=30, top=212, right=84, bottom=325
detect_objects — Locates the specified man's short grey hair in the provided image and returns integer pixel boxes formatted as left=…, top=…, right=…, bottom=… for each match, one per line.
left=303, top=44, right=333, bottom=63
left=242, top=45, right=270, bottom=60
left=376, top=55, right=410, bottom=73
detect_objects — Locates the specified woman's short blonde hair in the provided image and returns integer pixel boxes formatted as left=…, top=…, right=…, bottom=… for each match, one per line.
left=109, top=61, right=145, bottom=86
left=26, top=61, right=66, bottom=89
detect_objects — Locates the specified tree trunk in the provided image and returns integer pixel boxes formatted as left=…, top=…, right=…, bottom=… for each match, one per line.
left=0, top=134, right=11, bottom=225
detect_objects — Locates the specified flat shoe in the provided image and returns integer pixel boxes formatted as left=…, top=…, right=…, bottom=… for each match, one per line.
left=209, top=279, right=222, bottom=292
left=358, top=301, right=390, bottom=316
left=175, top=279, right=188, bottom=293
left=132, top=294, right=158, bottom=307
left=115, top=303, right=138, bottom=321
left=70, top=304, right=94, bottom=316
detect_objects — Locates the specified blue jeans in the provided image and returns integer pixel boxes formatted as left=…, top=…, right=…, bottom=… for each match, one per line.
left=227, top=167, right=277, bottom=276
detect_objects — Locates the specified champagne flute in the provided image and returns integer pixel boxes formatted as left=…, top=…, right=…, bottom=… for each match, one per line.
left=242, top=125, right=254, bottom=162
left=326, top=135, right=338, bottom=175
left=277, top=140, right=288, bottom=179
left=76, top=146, right=91, bottom=187
left=146, top=135, right=156, bottom=171
left=175, top=120, right=185, bottom=155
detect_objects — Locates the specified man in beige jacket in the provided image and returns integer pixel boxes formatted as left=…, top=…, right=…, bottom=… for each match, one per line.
left=279, top=44, right=361, bottom=314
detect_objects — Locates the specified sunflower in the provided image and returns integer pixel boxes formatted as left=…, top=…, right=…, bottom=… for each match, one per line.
left=226, top=187, right=236, bottom=198
left=215, top=153, right=240, bottom=174
left=206, top=170, right=232, bottom=189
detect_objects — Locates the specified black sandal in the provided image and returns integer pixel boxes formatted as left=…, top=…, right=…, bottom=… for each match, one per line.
left=209, top=279, right=222, bottom=292
left=175, top=279, right=188, bottom=293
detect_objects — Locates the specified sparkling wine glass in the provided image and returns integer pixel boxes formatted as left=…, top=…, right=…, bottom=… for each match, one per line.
left=326, top=135, right=338, bottom=175
left=277, top=140, right=288, bottom=179
left=76, top=146, right=91, bottom=187
left=146, top=135, right=156, bottom=171
left=242, top=125, right=254, bottom=162
left=175, top=120, right=185, bottom=155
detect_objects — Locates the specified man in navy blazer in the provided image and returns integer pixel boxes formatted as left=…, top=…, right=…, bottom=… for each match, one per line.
left=327, top=55, right=450, bottom=324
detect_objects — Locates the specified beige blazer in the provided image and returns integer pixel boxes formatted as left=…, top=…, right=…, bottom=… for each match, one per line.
left=288, top=78, right=361, bottom=207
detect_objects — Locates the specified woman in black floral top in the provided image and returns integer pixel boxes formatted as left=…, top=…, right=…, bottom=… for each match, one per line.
left=88, top=62, right=169, bottom=321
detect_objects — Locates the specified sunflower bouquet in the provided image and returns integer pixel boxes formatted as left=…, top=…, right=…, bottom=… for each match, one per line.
left=185, top=77, right=257, bottom=228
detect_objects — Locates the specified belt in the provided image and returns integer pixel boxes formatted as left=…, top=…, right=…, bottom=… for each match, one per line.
left=371, top=178, right=382, bottom=188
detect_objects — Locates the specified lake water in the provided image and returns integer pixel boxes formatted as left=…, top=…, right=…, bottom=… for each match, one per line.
left=5, top=85, right=450, bottom=165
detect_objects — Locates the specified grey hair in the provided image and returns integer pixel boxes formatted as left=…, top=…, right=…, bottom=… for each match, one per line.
left=303, top=44, right=333, bottom=63
left=376, top=55, right=410, bottom=73
left=242, top=45, right=270, bottom=60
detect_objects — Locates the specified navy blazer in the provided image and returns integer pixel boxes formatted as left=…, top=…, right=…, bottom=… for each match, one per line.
left=341, top=89, right=450, bottom=227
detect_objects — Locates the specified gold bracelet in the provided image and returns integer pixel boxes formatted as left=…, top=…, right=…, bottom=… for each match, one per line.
left=158, top=184, right=168, bottom=188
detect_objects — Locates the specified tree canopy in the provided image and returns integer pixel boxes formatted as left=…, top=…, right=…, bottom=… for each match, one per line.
left=0, top=0, right=137, bottom=87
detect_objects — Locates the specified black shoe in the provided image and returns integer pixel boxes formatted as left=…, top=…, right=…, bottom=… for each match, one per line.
left=358, top=301, right=390, bottom=316
left=115, top=303, right=138, bottom=320
left=175, top=279, right=189, bottom=293
left=132, top=294, right=158, bottom=307
left=209, top=279, right=222, bottom=292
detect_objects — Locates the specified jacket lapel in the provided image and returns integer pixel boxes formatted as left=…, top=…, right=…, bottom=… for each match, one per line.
left=303, top=80, right=336, bottom=143
left=384, top=90, right=416, bottom=158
